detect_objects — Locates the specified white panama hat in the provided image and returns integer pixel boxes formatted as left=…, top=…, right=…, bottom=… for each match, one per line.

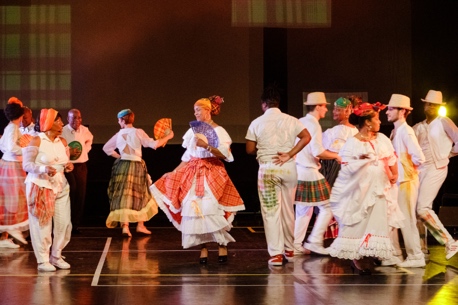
left=304, top=92, right=329, bottom=105
left=421, top=90, right=445, bottom=105
left=387, top=94, right=413, bottom=110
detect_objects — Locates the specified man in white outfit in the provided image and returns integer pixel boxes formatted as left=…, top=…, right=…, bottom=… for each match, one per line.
left=19, top=106, right=38, bottom=136
left=246, top=85, right=311, bottom=266
left=295, top=92, right=341, bottom=255
left=413, top=90, right=458, bottom=260
left=385, top=94, right=426, bottom=267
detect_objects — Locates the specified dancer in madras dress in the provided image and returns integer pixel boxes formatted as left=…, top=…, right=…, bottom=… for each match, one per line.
left=151, top=96, right=245, bottom=264
left=328, top=102, right=404, bottom=275
left=0, top=97, right=29, bottom=248
left=103, top=109, right=174, bottom=237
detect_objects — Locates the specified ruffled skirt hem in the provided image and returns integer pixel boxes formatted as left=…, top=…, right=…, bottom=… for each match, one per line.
left=182, top=230, right=236, bottom=249
left=106, top=198, right=158, bottom=228
left=328, top=233, right=394, bottom=260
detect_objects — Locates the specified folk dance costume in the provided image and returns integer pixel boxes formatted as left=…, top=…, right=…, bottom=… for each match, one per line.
left=321, top=124, right=358, bottom=186
left=103, top=127, right=160, bottom=228
left=386, top=121, right=425, bottom=265
left=321, top=124, right=358, bottom=239
left=0, top=122, right=29, bottom=248
left=246, top=106, right=307, bottom=263
left=413, top=114, right=458, bottom=260
left=23, top=133, right=72, bottom=266
left=328, top=134, right=404, bottom=260
left=151, top=127, right=244, bottom=249
left=62, top=120, right=93, bottom=231
left=294, top=113, right=332, bottom=255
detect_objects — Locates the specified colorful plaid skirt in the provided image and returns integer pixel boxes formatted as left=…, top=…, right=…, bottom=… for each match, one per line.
left=295, top=178, right=330, bottom=205
left=0, top=159, right=28, bottom=231
left=106, top=159, right=158, bottom=228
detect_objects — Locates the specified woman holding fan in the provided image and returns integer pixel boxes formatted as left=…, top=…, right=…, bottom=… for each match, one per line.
left=103, top=109, right=174, bottom=237
left=151, top=96, right=245, bottom=264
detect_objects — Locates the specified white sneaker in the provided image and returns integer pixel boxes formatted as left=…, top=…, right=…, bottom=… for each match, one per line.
left=7, top=230, right=28, bottom=245
left=303, top=242, right=329, bottom=255
left=50, top=256, right=71, bottom=269
left=381, top=255, right=403, bottom=266
left=396, top=257, right=426, bottom=268
left=0, top=238, right=20, bottom=249
left=445, top=240, right=458, bottom=260
left=38, top=262, right=56, bottom=272
left=293, top=244, right=311, bottom=255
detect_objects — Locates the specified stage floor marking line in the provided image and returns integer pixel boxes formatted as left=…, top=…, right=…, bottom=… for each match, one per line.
left=91, top=237, right=112, bottom=286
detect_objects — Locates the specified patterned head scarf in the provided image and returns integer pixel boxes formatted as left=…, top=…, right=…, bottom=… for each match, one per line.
left=353, top=102, right=386, bottom=117
left=39, top=108, right=58, bottom=132
left=334, top=97, right=352, bottom=108
left=117, top=108, right=132, bottom=118
left=209, top=95, right=224, bottom=116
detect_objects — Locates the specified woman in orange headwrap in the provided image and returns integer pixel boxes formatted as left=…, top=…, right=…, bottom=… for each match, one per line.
left=151, top=95, right=245, bottom=264
left=22, top=108, right=75, bottom=272
left=0, top=97, right=29, bottom=249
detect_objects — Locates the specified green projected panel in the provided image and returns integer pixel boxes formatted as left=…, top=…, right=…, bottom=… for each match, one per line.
left=0, top=5, right=71, bottom=109
left=232, top=0, right=331, bottom=28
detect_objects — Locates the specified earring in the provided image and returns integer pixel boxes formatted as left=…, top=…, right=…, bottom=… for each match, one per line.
left=368, top=125, right=372, bottom=130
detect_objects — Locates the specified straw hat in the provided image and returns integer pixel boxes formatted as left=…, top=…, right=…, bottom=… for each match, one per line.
left=387, top=94, right=413, bottom=110
left=304, top=92, right=329, bottom=105
left=421, top=90, right=445, bottom=105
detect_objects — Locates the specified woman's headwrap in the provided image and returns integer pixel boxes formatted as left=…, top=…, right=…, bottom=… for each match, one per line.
left=353, top=102, right=386, bottom=117
left=334, top=97, right=352, bottom=108
left=117, top=108, right=132, bottom=118
left=209, top=95, right=224, bottom=116
left=7, top=96, right=23, bottom=107
left=194, top=98, right=211, bottom=111
left=39, top=108, right=58, bottom=132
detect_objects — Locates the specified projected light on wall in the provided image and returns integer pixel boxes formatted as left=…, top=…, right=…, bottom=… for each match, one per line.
left=231, top=0, right=331, bottom=28
left=0, top=5, right=71, bottom=109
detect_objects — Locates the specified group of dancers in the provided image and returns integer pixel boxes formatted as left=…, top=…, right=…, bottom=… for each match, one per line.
left=1, top=88, right=457, bottom=273
left=246, top=86, right=458, bottom=273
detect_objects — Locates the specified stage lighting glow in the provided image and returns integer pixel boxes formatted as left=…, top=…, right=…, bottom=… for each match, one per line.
left=439, top=106, right=447, bottom=116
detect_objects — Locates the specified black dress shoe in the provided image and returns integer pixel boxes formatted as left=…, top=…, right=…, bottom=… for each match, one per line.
left=218, top=255, right=228, bottom=263
left=72, top=228, right=81, bottom=235
left=200, top=257, right=208, bottom=264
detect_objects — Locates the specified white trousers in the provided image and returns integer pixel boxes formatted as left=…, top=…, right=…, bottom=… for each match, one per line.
left=417, top=163, right=454, bottom=245
left=257, top=161, right=297, bottom=257
left=390, top=178, right=424, bottom=260
left=295, top=203, right=332, bottom=246
left=26, top=183, right=72, bottom=264
left=294, top=205, right=313, bottom=244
